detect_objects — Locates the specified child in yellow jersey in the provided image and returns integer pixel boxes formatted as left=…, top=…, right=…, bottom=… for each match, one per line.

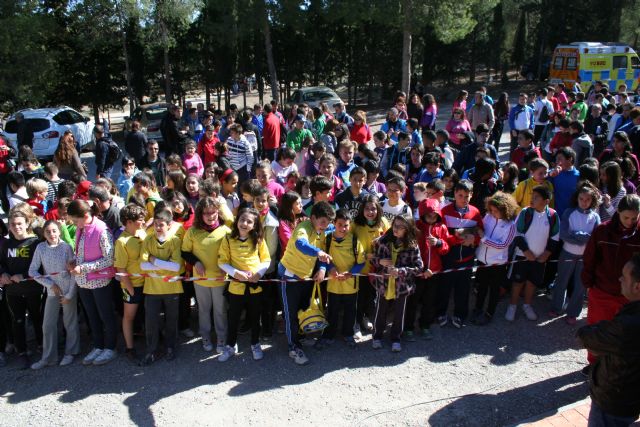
left=279, top=201, right=335, bottom=366
left=352, top=194, right=390, bottom=337
left=316, top=209, right=365, bottom=349
left=113, top=204, right=147, bottom=362
left=513, top=158, right=554, bottom=210
left=181, top=197, right=231, bottom=353
left=370, top=213, right=423, bottom=353
left=252, top=187, right=280, bottom=341
left=132, top=172, right=162, bottom=228
left=217, top=208, right=271, bottom=362
left=139, top=209, right=183, bottom=365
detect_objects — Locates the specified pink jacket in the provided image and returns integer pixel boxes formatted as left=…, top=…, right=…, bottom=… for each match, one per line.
left=76, top=217, right=114, bottom=281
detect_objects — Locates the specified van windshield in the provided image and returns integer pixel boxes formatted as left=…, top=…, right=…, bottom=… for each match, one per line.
left=553, top=56, right=564, bottom=70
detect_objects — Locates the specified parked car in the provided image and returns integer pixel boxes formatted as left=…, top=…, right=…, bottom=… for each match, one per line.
left=287, top=86, right=344, bottom=111
left=1, top=107, right=94, bottom=158
left=123, top=102, right=171, bottom=142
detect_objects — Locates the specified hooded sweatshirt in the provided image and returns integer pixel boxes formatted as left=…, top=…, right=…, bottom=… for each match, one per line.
left=416, top=199, right=450, bottom=272
left=0, top=235, right=41, bottom=296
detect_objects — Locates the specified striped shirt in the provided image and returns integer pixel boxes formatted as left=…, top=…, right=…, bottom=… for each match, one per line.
left=226, top=135, right=254, bottom=173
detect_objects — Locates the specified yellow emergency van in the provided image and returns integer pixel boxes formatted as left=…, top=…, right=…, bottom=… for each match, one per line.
left=549, top=42, right=640, bottom=91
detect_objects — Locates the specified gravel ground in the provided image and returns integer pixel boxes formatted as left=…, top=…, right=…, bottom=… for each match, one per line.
left=0, top=294, right=588, bottom=427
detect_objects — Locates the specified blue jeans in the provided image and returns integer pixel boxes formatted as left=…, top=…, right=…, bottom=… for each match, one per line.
left=588, top=402, right=637, bottom=427
left=277, top=263, right=313, bottom=350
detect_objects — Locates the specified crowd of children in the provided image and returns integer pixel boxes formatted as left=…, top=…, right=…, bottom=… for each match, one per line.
left=0, top=87, right=639, bottom=372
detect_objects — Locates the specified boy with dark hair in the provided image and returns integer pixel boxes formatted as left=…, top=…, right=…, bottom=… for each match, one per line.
left=21, top=154, right=45, bottom=181
left=381, top=131, right=412, bottom=178
left=114, top=204, right=147, bottom=361
left=439, top=180, right=483, bottom=328
left=406, top=118, right=423, bottom=147
left=316, top=209, right=365, bottom=348
left=279, top=201, right=336, bottom=365
left=569, top=120, right=594, bottom=166
left=418, top=152, right=444, bottom=183
left=139, top=209, right=184, bottom=365
left=44, top=162, right=64, bottom=209
left=8, top=171, right=28, bottom=208
left=89, top=186, right=122, bottom=232
left=511, top=129, right=541, bottom=169
left=548, top=147, right=580, bottom=217
left=382, top=176, right=411, bottom=221
left=303, top=176, right=334, bottom=216
left=507, top=185, right=560, bottom=321
left=334, top=166, right=367, bottom=218
left=336, top=140, right=357, bottom=185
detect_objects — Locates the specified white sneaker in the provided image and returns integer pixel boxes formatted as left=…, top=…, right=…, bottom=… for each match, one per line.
left=522, top=304, right=538, bottom=321
left=505, top=304, right=517, bottom=322
left=93, top=349, right=117, bottom=365
left=82, top=348, right=103, bottom=365
left=59, top=355, right=74, bottom=366
left=218, top=345, right=236, bottom=362
left=31, top=359, right=55, bottom=370
left=372, top=339, right=383, bottom=350
left=202, top=338, right=213, bottom=352
left=353, top=324, right=363, bottom=340
left=288, top=348, right=309, bottom=365
left=251, top=344, right=264, bottom=361
left=362, top=317, right=374, bottom=331
left=391, top=342, right=402, bottom=352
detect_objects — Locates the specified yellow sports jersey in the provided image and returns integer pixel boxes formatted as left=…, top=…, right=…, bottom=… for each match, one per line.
left=513, top=178, right=554, bottom=210
left=218, top=236, right=270, bottom=295
left=327, top=232, right=366, bottom=294
left=353, top=217, right=390, bottom=274
left=146, top=220, right=185, bottom=240
left=140, top=234, right=184, bottom=295
left=280, top=220, right=327, bottom=279
left=114, top=229, right=147, bottom=287
left=181, top=225, right=231, bottom=288
left=219, top=202, right=235, bottom=228
left=384, top=243, right=402, bottom=300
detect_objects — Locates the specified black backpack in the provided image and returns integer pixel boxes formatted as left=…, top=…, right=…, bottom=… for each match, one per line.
left=106, top=139, right=123, bottom=165
left=538, top=104, right=549, bottom=123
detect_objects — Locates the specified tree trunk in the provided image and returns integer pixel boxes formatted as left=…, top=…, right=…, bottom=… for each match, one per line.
left=400, top=0, right=412, bottom=95
left=93, top=104, right=100, bottom=125
left=217, top=87, right=221, bottom=112
left=469, top=31, right=477, bottom=84
left=162, top=22, right=171, bottom=102
left=261, top=0, right=279, bottom=102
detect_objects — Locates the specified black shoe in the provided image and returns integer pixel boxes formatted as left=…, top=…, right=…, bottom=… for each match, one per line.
left=581, top=365, right=591, bottom=378
left=18, top=353, right=31, bottom=370
left=125, top=348, right=138, bottom=364
left=139, top=352, right=158, bottom=366
left=165, top=348, right=175, bottom=361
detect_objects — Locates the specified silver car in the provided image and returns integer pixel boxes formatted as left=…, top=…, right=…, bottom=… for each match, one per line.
left=123, top=102, right=171, bottom=142
left=1, top=107, right=94, bottom=158
left=288, top=86, right=344, bottom=111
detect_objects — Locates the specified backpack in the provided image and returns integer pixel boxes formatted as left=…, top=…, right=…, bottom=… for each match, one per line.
left=244, top=131, right=258, bottom=152
left=520, top=206, right=558, bottom=235
left=106, top=139, right=123, bottom=165
left=538, top=104, right=549, bottom=123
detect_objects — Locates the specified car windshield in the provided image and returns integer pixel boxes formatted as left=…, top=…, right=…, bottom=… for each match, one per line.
left=303, top=91, right=335, bottom=102
left=146, top=109, right=167, bottom=121
left=4, top=118, right=50, bottom=133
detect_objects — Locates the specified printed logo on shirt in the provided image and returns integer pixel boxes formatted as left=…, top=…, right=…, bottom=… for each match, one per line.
left=7, top=247, right=30, bottom=258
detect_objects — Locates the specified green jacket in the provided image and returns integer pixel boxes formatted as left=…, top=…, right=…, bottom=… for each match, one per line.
left=286, top=128, right=313, bottom=152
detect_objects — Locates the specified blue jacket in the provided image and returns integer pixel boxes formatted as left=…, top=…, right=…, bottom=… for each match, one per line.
left=252, top=114, right=264, bottom=135
left=549, top=168, right=580, bottom=218
left=452, top=141, right=499, bottom=175
left=381, top=119, right=408, bottom=142
left=508, top=104, right=535, bottom=131
left=411, top=129, right=423, bottom=147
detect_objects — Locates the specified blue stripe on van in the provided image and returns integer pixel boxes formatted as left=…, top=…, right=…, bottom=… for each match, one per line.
left=618, top=69, right=627, bottom=80
left=581, top=70, right=592, bottom=81
left=600, top=70, right=610, bottom=80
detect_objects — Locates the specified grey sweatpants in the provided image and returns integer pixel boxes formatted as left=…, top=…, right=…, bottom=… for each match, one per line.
left=194, top=285, right=227, bottom=344
left=551, top=250, right=585, bottom=318
left=41, top=295, right=80, bottom=363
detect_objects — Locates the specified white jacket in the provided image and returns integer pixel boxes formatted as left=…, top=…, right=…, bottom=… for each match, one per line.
left=476, top=214, right=516, bottom=266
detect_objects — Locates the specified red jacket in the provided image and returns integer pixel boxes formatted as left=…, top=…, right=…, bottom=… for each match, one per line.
left=511, top=143, right=541, bottom=169
left=0, top=136, right=15, bottom=174
left=440, top=202, right=483, bottom=265
left=350, top=123, right=372, bottom=145
left=262, top=112, right=281, bottom=150
left=582, top=213, right=640, bottom=297
left=197, top=133, right=218, bottom=165
left=416, top=199, right=450, bottom=272
left=550, top=132, right=574, bottom=152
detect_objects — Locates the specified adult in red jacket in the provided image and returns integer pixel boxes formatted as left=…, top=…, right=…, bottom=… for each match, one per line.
left=404, top=198, right=450, bottom=339
left=349, top=110, right=373, bottom=145
left=262, top=104, right=281, bottom=161
left=581, top=194, right=640, bottom=365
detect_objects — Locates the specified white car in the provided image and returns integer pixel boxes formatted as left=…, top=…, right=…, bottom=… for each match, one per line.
left=1, top=107, right=95, bottom=158
left=287, top=86, right=344, bottom=111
